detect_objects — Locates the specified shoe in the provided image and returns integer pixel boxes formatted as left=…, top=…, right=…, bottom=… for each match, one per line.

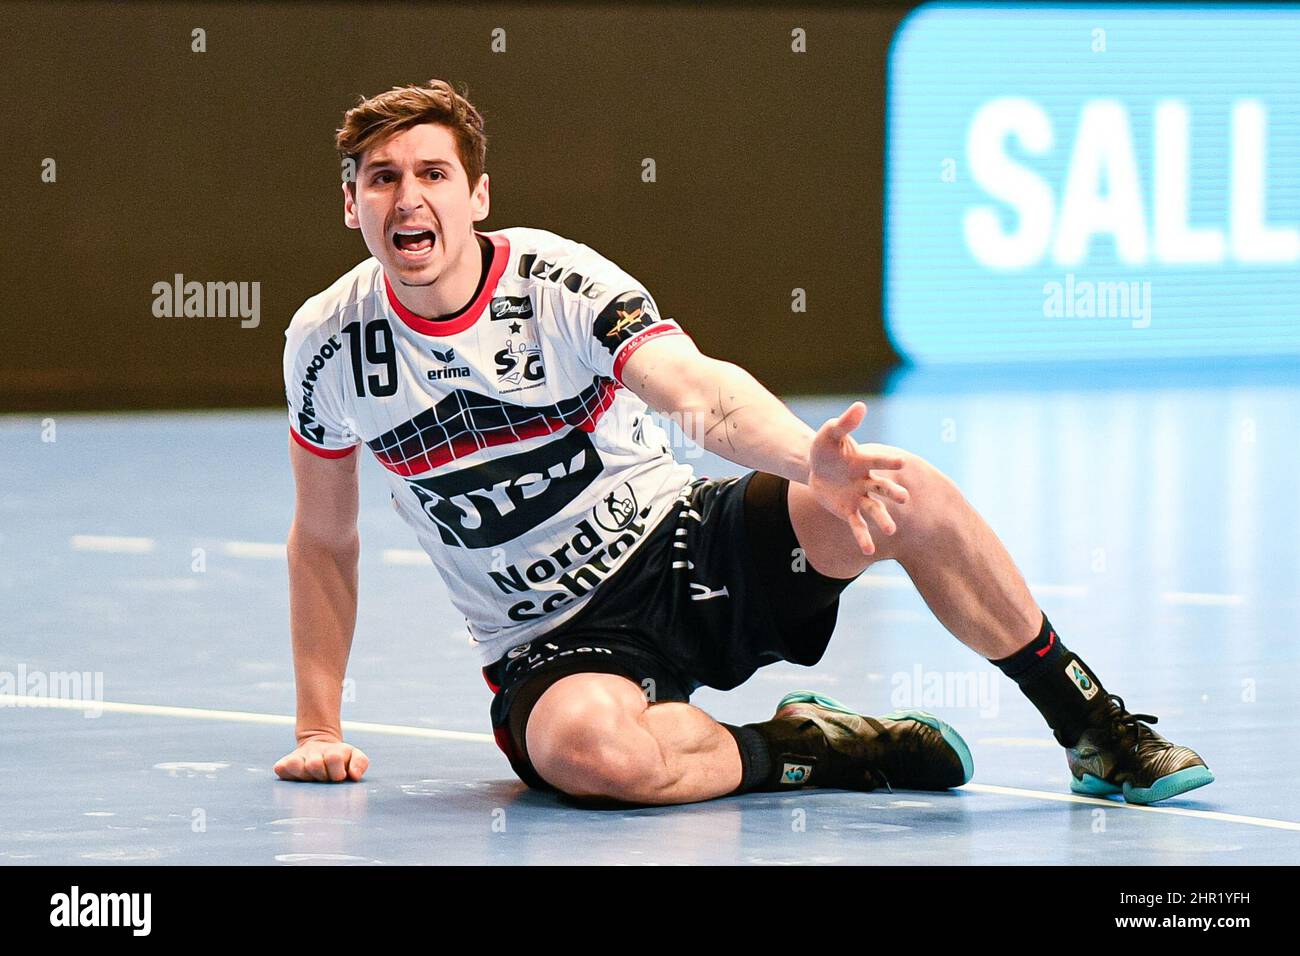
left=772, top=690, right=974, bottom=791
left=1067, top=693, right=1214, bottom=805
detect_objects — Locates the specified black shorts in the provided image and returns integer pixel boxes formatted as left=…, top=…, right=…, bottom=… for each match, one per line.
left=481, top=470, right=859, bottom=791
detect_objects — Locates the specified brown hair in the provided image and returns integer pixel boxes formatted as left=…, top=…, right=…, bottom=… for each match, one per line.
left=336, top=79, right=487, bottom=191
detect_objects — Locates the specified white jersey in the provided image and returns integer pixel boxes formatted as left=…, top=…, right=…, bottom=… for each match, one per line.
left=283, top=227, right=695, bottom=664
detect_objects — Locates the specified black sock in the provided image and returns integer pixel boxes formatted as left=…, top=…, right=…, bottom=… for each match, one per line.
left=991, top=612, right=1113, bottom=747
left=722, top=718, right=826, bottom=793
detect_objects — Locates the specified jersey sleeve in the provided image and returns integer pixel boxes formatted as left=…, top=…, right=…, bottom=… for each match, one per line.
left=283, top=311, right=360, bottom=458
left=556, top=242, right=689, bottom=383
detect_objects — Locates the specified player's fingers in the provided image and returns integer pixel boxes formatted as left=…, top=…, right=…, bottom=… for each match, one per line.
left=858, top=443, right=906, bottom=472
left=860, top=494, right=897, bottom=536
left=823, top=401, right=866, bottom=441
left=274, top=754, right=305, bottom=781
left=847, top=509, right=876, bottom=555
left=864, top=473, right=909, bottom=504
left=834, top=401, right=867, bottom=435
left=322, top=749, right=348, bottom=782
left=302, top=753, right=330, bottom=782
left=346, top=748, right=370, bottom=782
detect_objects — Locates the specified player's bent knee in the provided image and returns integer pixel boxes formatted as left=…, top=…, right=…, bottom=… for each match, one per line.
left=526, top=674, right=665, bottom=800
left=878, top=449, right=961, bottom=545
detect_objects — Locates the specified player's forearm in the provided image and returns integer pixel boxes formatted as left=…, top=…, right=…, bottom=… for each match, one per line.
left=286, top=525, right=360, bottom=743
left=680, top=360, right=815, bottom=484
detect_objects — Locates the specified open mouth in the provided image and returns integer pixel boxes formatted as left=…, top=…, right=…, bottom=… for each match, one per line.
left=392, top=228, right=436, bottom=257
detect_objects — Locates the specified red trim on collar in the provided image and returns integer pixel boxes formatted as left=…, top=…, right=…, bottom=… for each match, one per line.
left=383, top=231, right=510, bottom=336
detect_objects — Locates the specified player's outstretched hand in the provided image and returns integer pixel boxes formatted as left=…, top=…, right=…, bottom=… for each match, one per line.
left=807, top=401, right=910, bottom=556
left=274, top=737, right=369, bottom=782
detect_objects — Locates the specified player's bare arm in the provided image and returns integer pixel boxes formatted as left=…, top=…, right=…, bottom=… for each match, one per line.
left=273, top=438, right=370, bottom=783
left=619, top=333, right=910, bottom=554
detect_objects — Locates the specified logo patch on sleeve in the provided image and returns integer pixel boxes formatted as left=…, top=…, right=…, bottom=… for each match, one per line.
left=592, top=291, right=659, bottom=357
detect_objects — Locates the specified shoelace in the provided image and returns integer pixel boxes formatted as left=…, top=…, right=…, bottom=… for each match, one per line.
left=1104, top=694, right=1160, bottom=753
left=867, top=767, right=894, bottom=794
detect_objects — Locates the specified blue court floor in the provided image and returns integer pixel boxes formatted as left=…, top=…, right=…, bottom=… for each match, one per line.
left=3, top=361, right=1299, bottom=865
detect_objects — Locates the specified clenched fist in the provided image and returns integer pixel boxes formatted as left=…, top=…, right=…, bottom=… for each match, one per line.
left=274, top=736, right=369, bottom=782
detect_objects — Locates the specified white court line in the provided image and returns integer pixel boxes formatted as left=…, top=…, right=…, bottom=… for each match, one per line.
left=7, top=693, right=1298, bottom=834
left=0, top=694, right=491, bottom=743
left=382, top=548, right=430, bottom=566
left=963, top=784, right=1300, bottom=833
left=222, top=541, right=287, bottom=560
left=70, top=535, right=155, bottom=554
left=1162, top=591, right=1245, bottom=607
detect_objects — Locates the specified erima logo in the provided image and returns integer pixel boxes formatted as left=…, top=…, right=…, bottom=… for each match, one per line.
left=781, top=762, right=812, bottom=785
left=1066, top=659, right=1100, bottom=700
left=428, top=347, right=471, bottom=380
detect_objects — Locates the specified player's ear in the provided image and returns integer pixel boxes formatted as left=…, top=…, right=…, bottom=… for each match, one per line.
left=342, top=181, right=360, bottom=230
left=470, top=173, right=490, bottom=223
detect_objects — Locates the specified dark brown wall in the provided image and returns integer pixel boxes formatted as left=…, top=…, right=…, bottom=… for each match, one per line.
left=1, top=1, right=911, bottom=412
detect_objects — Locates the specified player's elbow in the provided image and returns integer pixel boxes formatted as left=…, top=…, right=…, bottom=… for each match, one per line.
left=287, top=520, right=360, bottom=564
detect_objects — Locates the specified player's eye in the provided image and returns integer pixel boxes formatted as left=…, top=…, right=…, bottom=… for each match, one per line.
left=371, top=172, right=394, bottom=185
left=426, top=169, right=445, bottom=181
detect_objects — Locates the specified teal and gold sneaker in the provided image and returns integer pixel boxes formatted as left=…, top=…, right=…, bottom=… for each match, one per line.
left=1067, top=694, right=1214, bottom=805
left=771, top=691, right=974, bottom=792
